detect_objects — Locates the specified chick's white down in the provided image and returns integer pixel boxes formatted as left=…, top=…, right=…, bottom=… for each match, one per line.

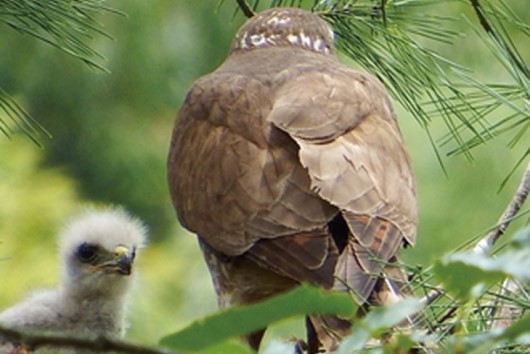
left=0, top=207, right=147, bottom=352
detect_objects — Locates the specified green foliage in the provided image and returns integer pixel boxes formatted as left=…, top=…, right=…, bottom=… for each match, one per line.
left=0, top=0, right=114, bottom=69
left=434, top=257, right=505, bottom=300
left=0, top=0, right=116, bottom=143
left=336, top=298, right=423, bottom=353
left=0, top=0, right=243, bottom=239
left=160, top=285, right=356, bottom=352
left=434, top=228, right=530, bottom=300
left=0, top=137, right=80, bottom=305
left=198, top=340, right=255, bottom=354
left=0, top=88, right=48, bottom=144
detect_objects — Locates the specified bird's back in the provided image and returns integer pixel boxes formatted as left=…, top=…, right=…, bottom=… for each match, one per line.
left=169, top=47, right=344, bottom=254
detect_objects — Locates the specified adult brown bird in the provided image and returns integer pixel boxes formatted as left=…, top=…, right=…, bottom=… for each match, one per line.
left=167, top=7, right=417, bottom=353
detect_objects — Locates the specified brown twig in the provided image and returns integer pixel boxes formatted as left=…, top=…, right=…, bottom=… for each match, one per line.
left=469, top=0, right=529, bottom=78
left=473, top=161, right=530, bottom=255
left=236, top=0, right=254, bottom=18
left=469, top=0, right=494, bottom=34
left=0, top=325, right=177, bottom=354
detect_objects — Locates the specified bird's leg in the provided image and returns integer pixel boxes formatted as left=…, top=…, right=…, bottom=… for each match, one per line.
left=245, top=329, right=266, bottom=352
left=305, top=316, right=320, bottom=354
left=308, top=315, right=351, bottom=353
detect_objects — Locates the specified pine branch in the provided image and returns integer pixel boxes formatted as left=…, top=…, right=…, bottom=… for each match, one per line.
left=0, top=0, right=117, bottom=143
left=473, top=161, right=530, bottom=255
left=0, top=88, right=50, bottom=145
left=236, top=0, right=255, bottom=18
left=0, top=325, right=178, bottom=354
left=314, top=0, right=485, bottom=167
left=438, top=0, right=529, bottom=161
left=0, top=0, right=117, bottom=71
left=470, top=0, right=529, bottom=79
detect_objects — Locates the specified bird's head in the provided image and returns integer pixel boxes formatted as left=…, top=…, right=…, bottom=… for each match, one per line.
left=58, top=207, right=147, bottom=299
left=231, top=7, right=335, bottom=55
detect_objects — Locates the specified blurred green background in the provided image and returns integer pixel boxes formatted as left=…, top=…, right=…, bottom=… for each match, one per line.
left=0, top=0, right=527, bottom=349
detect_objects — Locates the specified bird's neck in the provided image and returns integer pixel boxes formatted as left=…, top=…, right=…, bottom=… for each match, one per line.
left=60, top=275, right=131, bottom=311
left=59, top=285, right=129, bottom=336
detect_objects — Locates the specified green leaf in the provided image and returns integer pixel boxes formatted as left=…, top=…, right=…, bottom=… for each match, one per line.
left=160, top=285, right=356, bottom=352
left=336, top=298, right=422, bottom=354
left=433, top=234, right=530, bottom=300
left=434, top=254, right=505, bottom=300
left=446, top=314, right=530, bottom=354
left=511, top=227, right=530, bottom=249
left=198, top=339, right=255, bottom=354
left=445, top=332, right=497, bottom=354
left=502, top=313, right=530, bottom=341
left=260, top=341, right=297, bottom=354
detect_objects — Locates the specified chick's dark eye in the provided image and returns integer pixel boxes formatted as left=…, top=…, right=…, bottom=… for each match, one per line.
left=76, top=243, right=99, bottom=263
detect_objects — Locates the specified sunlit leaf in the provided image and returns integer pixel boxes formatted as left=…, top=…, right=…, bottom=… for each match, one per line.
left=160, top=285, right=356, bottom=352
left=434, top=228, right=530, bottom=300
left=511, top=227, right=530, bottom=248
left=260, top=340, right=296, bottom=354
left=336, top=298, right=422, bottom=354
left=198, top=339, right=255, bottom=354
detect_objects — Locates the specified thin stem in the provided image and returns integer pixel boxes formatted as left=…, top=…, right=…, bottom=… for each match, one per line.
left=473, top=161, right=530, bottom=254
left=236, top=0, right=254, bottom=18
left=0, top=325, right=178, bottom=354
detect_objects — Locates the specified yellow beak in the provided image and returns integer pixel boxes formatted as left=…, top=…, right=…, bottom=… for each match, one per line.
left=90, top=245, right=133, bottom=275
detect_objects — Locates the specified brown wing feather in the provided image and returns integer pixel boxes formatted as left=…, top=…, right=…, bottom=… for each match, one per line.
left=248, top=231, right=339, bottom=288
left=268, top=67, right=417, bottom=302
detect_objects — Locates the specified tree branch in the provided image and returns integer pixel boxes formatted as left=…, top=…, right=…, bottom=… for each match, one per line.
left=469, top=0, right=494, bottom=34
left=473, top=161, right=530, bottom=255
left=236, top=0, right=254, bottom=18
left=421, top=161, right=530, bottom=328
left=469, top=0, right=529, bottom=78
left=0, top=325, right=178, bottom=354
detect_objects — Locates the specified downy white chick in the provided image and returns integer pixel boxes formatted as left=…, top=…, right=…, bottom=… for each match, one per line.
left=0, top=207, right=146, bottom=353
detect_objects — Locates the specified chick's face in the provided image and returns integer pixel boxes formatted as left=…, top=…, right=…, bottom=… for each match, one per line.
left=75, top=242, right=136, bottom=276
left=59, top=209, right=146, bottom=296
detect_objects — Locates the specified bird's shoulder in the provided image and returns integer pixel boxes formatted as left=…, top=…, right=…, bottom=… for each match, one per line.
left=268, top=62, right=394, bottom=142
left=264, top=64, right=417, bottom=244
left=175, top=69, right=274, bottom=152
left=0, top=288, right=63, bottom=329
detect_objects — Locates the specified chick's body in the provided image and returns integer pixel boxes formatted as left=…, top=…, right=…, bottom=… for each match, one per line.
left=0, top=208, right=146, bottom=353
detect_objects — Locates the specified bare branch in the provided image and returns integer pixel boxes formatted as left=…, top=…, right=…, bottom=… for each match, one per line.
left=473, top=161, right=530, bottom=254
left=0, top=325, right=178, bottom=354
left=236, top=0, right=254, bottom=18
